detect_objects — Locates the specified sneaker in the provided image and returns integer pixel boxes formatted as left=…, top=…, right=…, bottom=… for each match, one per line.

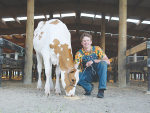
left=84, top=84, right=94, bottom=96
left=97, top=89, right=104, bottom=98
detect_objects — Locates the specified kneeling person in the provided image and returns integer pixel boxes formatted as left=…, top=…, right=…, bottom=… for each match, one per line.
left=74, top=33, right=110, bottom=98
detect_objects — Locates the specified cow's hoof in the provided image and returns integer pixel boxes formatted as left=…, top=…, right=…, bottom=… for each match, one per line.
left=45, top=93, right=50, bottom=96
left=56, top=93, right=61, bottom=95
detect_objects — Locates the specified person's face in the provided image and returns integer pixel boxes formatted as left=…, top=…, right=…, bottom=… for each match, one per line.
left=81, top=36, right=92, bottom=49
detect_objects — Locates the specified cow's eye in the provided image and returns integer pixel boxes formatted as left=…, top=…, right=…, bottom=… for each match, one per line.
left=72, top=79, right=75, bottom=83
left=70, top=71, right=74, bottom=73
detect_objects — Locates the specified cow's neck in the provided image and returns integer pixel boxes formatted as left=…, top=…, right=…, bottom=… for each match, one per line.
left=59, top=50, right=74, bottom=71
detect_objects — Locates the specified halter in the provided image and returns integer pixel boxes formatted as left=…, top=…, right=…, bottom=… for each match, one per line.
left=79, top=65, right=96, bottom=80
left=65, top=67, right=76, bottom=90
left=64, top=65, right=96, bottom=90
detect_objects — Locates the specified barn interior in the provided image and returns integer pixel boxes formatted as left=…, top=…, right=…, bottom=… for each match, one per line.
left=0, top=0, right=150, bottom=58
left=0, top=0, right=150, bottom=89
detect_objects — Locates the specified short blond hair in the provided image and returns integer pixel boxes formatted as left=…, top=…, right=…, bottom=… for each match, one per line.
left=80, top=33, right=92, bottom=41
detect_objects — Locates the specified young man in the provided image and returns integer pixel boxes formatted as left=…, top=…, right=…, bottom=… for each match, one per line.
left=74, top=33, right=110, bottom=98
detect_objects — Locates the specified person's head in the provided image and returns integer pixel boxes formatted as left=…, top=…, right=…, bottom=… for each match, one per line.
left=80, top=33, right=92, bottom=49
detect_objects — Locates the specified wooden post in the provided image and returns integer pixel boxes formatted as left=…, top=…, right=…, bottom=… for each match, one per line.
left=133, top=53, right=137, bottom=62
left=24, top=0, right=34, bottom=84
left=94, top=31, right=97, bottom=46
left=6, top=70, right=8, bottom=78
left=118, top=0, right=127, bottom=87
left=9, top=69, right=12, bottom=80
left=0, top=46, right=3, bottom=87
left=144, top=71, right=146, bottom=82
left=100, top=12, right=105, bottom=52
left=148, top=50, right=150, bottom=91
left=126, top=56, right=130, bottom=84
left=134, top=73, right=137, bottom=80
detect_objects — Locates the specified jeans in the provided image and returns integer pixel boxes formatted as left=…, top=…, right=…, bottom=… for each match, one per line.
left=78, top=61, right=107, bottom=93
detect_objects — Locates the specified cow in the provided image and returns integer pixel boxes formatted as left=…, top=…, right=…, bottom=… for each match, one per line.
left=33, top=19, right=79, bottom=96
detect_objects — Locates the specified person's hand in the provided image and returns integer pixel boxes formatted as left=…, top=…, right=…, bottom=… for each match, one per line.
left=86, top=60, right=94, bottom=67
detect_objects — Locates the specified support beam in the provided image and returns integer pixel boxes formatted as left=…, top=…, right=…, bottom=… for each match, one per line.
left=0, top=23, right=150, bottom=38
left=91, top=12, right=96, bottom=29
left=43, top=13, right=48, bottom=20
left=0, top=43, right=3, bottom=87
left=11, top=15, right=26, bottom=28
left=118, top=0, right=127, bottom=87
left=24, top=0, right=34, bottom=84
left=0, top=2, right=150, bottom=18
left=106, top=14, right=113, bottom=26
left=129, top=18, right=146, bottom=30
left=94, top=31, right=97, bottom=46
left=49, top=12, right=53, bottom=20
left=0, top=17, right=14, bottom=30
left=76, top=10, right=81, bottom=27
left=100, top=12, right=105, bottom=52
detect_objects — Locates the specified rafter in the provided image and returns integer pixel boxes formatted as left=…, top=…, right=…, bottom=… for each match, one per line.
left=0, top=24, right=150, bottom=37
left=43, top=13, right=48, bottom=20
left=55, top=0, right=59, bottom=5
left=0, top=17, right=14, bottom=30
left=49, top=12, right=53, bottom=20
left=15, top=0, right=22, bottom=7
left=19, top=34, right=25, bottom=38
left=35, top=0, right=48, bottom=21
left=97, top=0, right=101, bottom=6
left=106, top=14, right=113, bottom=26
left=133, top=0, right=144, bottom=10
left=141, top=25, right=150, bottom=32
left=76, top=10, right=81, bottom=28
left=11, top=16, right=26, bottom=28
left=91, top=12, right=96, bottom=29
left=59, top=12, right=63, bottom=22
left=115, top=0, right=119, bottom=7
left=9, top=35, right=18, bottom=41
left=35, top=0, right=40, bottom=6
left=0, top=2, right=150, bottom=18
left=0, top=1, right=4, bottom=9
left=129, top=18, right=146, bottom=31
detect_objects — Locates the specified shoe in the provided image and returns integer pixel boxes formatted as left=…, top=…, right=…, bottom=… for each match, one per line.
left=84, top=84, right=94, bottom=96
left=97, top=89, right=104, bottom=98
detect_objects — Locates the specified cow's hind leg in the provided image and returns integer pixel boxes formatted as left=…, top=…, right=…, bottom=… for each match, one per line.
left=55, top=65, right=61, bottom=95
left=36, top=53, right=43, bottom=90
left=49, top=62, right=54, bottom=91
left=42, top=50, right=52, bottom=95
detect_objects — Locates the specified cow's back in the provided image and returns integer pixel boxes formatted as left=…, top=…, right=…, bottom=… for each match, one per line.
left=33, top=19, right=71, bottom=53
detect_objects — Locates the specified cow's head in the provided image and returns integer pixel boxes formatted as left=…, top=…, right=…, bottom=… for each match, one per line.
left=61, top=67, right=79, bottom=97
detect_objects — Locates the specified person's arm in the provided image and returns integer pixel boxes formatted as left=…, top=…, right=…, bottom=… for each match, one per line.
left=93, top=55, right=110, bottom=65
left=86, top=55, right=110, bottom=67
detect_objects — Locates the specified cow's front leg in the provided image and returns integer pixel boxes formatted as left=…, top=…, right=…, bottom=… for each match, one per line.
left=55, top=65, right=61, bottom=95
left=36, top=53, right=42, bottom=90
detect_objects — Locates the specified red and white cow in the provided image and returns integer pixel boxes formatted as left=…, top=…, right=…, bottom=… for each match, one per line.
left=33, top=19, right=79, bottom=96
